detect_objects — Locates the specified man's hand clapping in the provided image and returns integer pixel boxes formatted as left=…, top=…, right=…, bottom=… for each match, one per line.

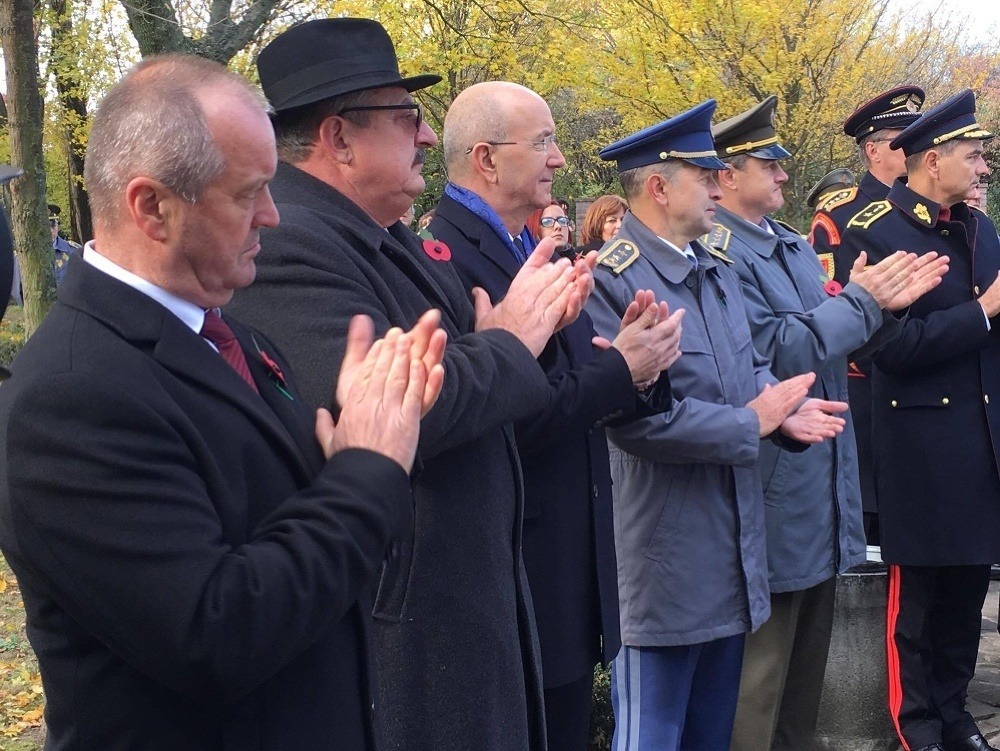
left=593, top=289, right=685, bottom=386
left=850, top=250, right=949, bottom=312
left=746, top=373, right=815, bottom=437
left=473, top=238, right=591, bottom=357
left=319, top=312, right=447, bottom=472
left=779, top=397, right=848, bottom=444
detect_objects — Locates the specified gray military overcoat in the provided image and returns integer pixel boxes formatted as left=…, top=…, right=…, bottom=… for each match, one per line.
left=586, top=211, right=776, bottom=647
left=709, top=204, right=885, bottom=592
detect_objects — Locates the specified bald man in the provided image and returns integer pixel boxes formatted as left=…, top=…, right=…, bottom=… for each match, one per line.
left=430, top=81, right=683, bottom=751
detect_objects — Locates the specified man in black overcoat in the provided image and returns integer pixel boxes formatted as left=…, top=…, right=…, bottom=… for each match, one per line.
left=0, top=55, right=446, bottom=750
left=227, top=20, right=591, bottom=751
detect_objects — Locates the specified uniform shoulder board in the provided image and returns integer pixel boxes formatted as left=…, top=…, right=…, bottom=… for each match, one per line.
left=703, top=222, right=731, bottom=252
left=847, top=200, right=892, bottom=229
left=67, top=239, right=83, bottom=250
left=596, top=238, right=640, bottom=276
left=817, top=186, right=858, bottom=213
left=706, top=246, right=733, bottom=265
left=773, top=219, right=803, bottom=236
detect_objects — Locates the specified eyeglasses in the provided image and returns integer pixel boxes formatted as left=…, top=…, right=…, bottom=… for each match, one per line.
left=339, top=103, right=423, bottom=133
left=465, top=134, right=559, bottom=154
left=540, top=215, right=570, bottom=228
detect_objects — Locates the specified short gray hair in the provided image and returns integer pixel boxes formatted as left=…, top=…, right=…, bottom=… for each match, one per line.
left=857, top=130, right=896, bottom=167
left=84, top=54, right=268, bottom=225
left=271, top=88, right=382, bottom=163
left=618, top=160, right=684, bottom=200
left=904, top=137, right=962, bottom=175
left=723, top=154, right=751, bottom=171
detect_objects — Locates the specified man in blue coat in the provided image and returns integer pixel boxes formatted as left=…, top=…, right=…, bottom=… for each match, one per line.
left=429, top=80, right=684, bottom=751
left=585, top=100, right=848, bottom=750
left=841, top=89, right=1000, bottom=751
left=709, top=95, right=947, bottom=751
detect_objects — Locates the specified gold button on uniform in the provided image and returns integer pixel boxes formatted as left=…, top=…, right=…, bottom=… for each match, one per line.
left=942, top=398, right=950, bottom=405
left=986, top=394, right=991, bottom=405
left=891, top=400, right=898, bottom=407
left=975, top=286, right=981, bottom=295
left=941, top=229, right=950, bottom=237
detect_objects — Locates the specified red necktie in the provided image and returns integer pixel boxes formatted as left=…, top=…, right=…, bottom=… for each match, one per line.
left=200, top=310, right=260, bottom=395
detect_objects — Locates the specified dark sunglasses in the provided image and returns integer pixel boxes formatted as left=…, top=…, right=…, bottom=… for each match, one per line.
left=540, top=216, right=570, bottom=228
left=339, top=103, right=423, bottom=133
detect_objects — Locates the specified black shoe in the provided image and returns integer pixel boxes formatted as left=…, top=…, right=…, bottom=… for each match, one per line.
left=945, top=735, right=1000, bottom=751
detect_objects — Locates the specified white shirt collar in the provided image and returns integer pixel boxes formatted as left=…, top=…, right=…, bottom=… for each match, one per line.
left=82, top=241, right=207, bottom=336
left=657, top=236, right=696, bottom=260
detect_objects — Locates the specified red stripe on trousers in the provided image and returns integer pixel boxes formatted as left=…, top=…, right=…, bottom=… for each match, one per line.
left=886, top=565, right=910, bottom=751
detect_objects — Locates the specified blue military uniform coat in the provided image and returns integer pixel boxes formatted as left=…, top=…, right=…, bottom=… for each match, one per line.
left=809, top=170, right=892, bottom=516
left=586, top=211, right=774, bottom=647
left=709, top=204, right=883, bottom=591
left=841, top=180, right=1000, bottom=565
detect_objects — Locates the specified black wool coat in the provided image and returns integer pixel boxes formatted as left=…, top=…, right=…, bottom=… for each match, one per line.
left=227, top=163, right=552, bottom=751
left=0, top=258, right=412, bottom=750
left=841, top=180, right=1000, bottom=565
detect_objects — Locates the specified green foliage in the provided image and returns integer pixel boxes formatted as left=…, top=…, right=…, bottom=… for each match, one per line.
left=0, top=308, right=26, bottom=369
left=589, top=664, right=614, bottom=751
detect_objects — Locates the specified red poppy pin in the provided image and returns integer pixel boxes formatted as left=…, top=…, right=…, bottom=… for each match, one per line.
left=251, top=334, right=293, bottom=401
left=423, top=239, right=452, bottom=262
left=824, top=280, right=843, bottom=297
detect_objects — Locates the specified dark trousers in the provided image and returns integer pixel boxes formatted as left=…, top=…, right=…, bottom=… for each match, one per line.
left=544, top=672, right=595, bottom=751
left=730, top=577, right=837, bottom=750
left=611, top=634, right=746, bottom=751
left=886, top=564, right=990, bottom=749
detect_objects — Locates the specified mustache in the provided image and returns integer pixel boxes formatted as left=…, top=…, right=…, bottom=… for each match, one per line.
left=413, top=149, right=426, bottom=167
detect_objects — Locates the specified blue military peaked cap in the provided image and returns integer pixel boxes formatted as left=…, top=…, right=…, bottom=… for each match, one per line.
left=890, top=88, right=994, bottom=156
left=712, top=95, right=791, bottom=160
left=843, top=85, right=925, bottom=142
left=599, top=100, right=727, bottom=171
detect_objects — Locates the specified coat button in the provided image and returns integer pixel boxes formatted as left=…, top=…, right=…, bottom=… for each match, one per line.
left=891, top=400, right=898, bottom=407
left=941, top=229, right=950, bottom=236
left=976, top=286, right=982, bottom=295
left=942, top=397, right=950, bottom=405
left=986, top=394, right=991, bottom=405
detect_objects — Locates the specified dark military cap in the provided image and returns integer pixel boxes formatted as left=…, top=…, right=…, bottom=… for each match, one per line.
left=599, top=100, right=727, bottom=172
left=711, top=95, right=791, bottom=160
left=258, top=19, right=441, bottom=113
left=806, top=168, right=856, bottom=209
left=843, top=86, right=925, bottom=142
left=890, top=88, right=994, bottom=156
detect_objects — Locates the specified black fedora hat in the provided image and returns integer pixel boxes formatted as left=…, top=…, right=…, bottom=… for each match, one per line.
left=258, top=19, right=442, bottom=113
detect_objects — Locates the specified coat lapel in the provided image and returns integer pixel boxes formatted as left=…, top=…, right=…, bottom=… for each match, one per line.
left=60, top=258, right=315, bottom=480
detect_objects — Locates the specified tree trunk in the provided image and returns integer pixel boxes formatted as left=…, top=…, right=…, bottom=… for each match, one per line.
left=0, top=0, right=56, bottom=335
left=120, top=0, right=282, bottom=64
left=48, top=0, right=93, bottom=244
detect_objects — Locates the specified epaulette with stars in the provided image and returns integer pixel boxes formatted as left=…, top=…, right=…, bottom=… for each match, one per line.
left=703, top=223, right=731, bottom=252
left=817, top=186, right=858, bottom=213
left=847, top=200, right=892, bottom=229
left=596, top=238, right=641, bottom=276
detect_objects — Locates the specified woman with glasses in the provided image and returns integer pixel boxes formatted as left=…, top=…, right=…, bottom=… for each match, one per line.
left=579, top=194, right=628, bottom=253
left=527, top=201, right=575, bottom=258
